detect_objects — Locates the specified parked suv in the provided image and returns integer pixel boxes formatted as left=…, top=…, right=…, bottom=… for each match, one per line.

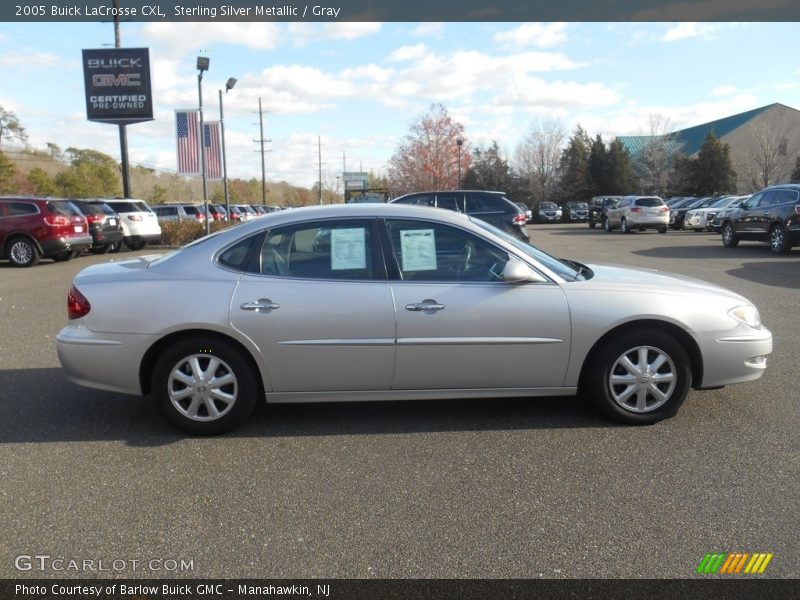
left=588, top=196, right=623, bottom=228
left=604, top=196, right=669, bottom=233
left=71, top=199, right=124, bottom=254
left=103, top=199, right=162, bottom=250
left=562, top=201, right=589, bottom=222
left=152, top=204, right=207, bottom=224
left=720, top=184, right=800, bottom=254
left=0, top=197, right=92, bottom=267
left=389, top=190, right=530, bottom=242
left=535, top=201, right=562, bottom=223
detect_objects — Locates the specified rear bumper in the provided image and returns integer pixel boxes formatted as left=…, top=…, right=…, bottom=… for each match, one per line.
left=628, top=216, right=669, bottom=228
left=40, top=234, right=93, bottom=256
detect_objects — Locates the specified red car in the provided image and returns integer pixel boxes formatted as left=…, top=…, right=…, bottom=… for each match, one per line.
left=0, top=197, right=92, bottom=267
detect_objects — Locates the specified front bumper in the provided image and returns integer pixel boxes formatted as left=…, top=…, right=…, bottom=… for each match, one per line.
left=697, top=325, right=773, bottom=387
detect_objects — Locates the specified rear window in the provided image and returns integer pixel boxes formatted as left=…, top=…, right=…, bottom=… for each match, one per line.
left=634, top=198, right=664, bottom=207
left=108, top=201, right=150, bottom=213
left=74, top=202, right=104, bottom=216
left=47, top=201, right=82, bottom=216
left=467, top=193, right=507, bottom=212
left=183, top=206, right=201, bottom=215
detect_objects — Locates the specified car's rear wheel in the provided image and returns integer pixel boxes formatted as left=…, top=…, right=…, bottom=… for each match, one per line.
left=125, top=238, right=146, bottom=251
left=151, top=338, right=258, bottom=435
left=722, top=222, right=739, bottom=247
left=91, top=244, right=111, bottom=254
left=6, top=237, right=40, bottom=267
left=769, top=223, right=791, bottom=254
left=586, top=329, right=691, bottom=424
left=658, top=226, right=667, bottom=234
left=109, top=241, right=123, bottom=253
left=53, top=250, right=77, bottom=262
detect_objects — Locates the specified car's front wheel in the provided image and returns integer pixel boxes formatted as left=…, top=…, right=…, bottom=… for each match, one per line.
left=722, top=222, right=739, bottom=247
left=586, top=329, right=691, bottom=424
left=151, top=338, right=259, bottom=435
left=589, top=220, right=596, bottom=229
left=621, top=218, right=630, bottom=233
left=603, top=217, right=613, bottom=232
left=769, top=223, right=791, bottom=254
left=658, top=226, right=668, bottom=234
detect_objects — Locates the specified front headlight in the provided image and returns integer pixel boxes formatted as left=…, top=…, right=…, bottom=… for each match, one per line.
left=728, top=305, right=762, bottom=329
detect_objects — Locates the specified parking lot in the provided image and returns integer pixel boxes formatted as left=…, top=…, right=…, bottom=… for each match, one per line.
left=1, top=223, right=797, bottom=579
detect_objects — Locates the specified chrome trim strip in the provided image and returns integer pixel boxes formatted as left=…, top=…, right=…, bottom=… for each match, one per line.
left=278, top=338, right=395, bottom=347
left=397, top=337, right=564, bottom=345
left=267, top=387, right=577, bottom=404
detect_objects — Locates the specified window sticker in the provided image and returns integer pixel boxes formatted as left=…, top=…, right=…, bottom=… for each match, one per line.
left=400, top=229, right=437, bottom=271
left=330, top=227, right=367, bottom=270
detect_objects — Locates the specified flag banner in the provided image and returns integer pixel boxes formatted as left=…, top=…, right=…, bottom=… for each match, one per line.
left=176, top=109, right=200, bottom=175
left=203, top=121, right=223, bottom=180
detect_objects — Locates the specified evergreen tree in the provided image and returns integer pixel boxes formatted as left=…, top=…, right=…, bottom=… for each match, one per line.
left=666, top=155, right=698, bottom=196
left=587, top=135, right=608, bottom=195
left=556, top=125, right=592, bottom=202
left=694, top=132, right=736, bottom=195
left=605, top=139, right=636, bottom=195
left=27, top=167, right=57, bottom=196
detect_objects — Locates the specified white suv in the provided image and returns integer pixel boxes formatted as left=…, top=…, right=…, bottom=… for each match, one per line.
left=604, top=196, right=669, bottom=234
left=103, top=199, right=162, bottom=250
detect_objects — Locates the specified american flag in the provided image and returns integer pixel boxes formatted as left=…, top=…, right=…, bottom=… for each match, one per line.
left=175, top=110, right=200, bottom=174
left=203, top=121, right=223, bottom=180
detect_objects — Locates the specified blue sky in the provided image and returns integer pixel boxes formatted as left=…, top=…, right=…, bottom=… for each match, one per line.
left=1, top=21, right=799, bottom=187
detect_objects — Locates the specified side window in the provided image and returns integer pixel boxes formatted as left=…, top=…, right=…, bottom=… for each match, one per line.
left=467, top=193, right=505, bottom=213
left=257, top=220, right=377, bottom=280
left=385, top=219, right=509, bottom=283
left=395, top=194, right=433, bottom=207
left=775, top=189, right=798, bottom=205
left=2, top=202, right=38, bottom=217
left=746, top=192, right=764, bottom=208
left=435, top=193, right=464, bottom=212
left=756, top=191, right=778, bottom=208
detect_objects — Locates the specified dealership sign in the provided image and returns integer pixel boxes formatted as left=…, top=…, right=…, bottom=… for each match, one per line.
left=82, top=48, right=154, bottom=124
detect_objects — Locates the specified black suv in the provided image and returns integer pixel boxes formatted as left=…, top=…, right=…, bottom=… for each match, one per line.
left=389, top=190, right=530, bottom=242
left=721, top=184, right=800, bottom=254
left=71, top=200, right=124, bottom=254
left=588, top=196, right=622, bottom=228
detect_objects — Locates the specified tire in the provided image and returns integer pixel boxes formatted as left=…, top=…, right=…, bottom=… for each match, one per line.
left=91, top=244, right=111, bottom=254
left=621, top=218, right=631, bottom=233
left=53, top=250, right=77, bottom=262
left=125, top=238, right=146, bottom=251
left=721, top=222, right=739, bottom=248
left=151, top=337, right=259, bottom=435
left=589, top=220, right=596, bottom=229
left=769, top=223, right=791, bottom=254
left=603, top=217, right=613, bottom=233
left=585, top=329, right=691, bottom=425
left=658, top=226, right=667, bottom=234
left=109, top=241, right=123, bottom=253
left=6, top=237, right=40, bottom=268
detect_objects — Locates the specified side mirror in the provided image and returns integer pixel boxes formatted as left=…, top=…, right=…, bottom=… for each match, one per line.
left=501, top=258, right=547, bottom=283
left=742, top=201, right=752, bottom=210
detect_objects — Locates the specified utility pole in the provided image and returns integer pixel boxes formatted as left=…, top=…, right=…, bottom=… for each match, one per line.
left=254, top=98, right=271, bottom=205
left=113, top=0, right=131, bottom=198
left=316, top=136, right=326, bottom=205
left=342, top=149, right=346, bottom=174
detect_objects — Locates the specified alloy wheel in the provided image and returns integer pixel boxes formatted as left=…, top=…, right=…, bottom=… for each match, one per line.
left=9, top=240, right=33, bottom=265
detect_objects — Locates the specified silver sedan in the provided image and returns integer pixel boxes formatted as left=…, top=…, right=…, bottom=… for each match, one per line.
left=57, top=204, right=772, bottom=434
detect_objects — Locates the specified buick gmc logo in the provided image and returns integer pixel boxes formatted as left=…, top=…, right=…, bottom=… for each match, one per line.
left=92, top=74, right=141, bottom=87
left=87, top=58, right=142, bottom=69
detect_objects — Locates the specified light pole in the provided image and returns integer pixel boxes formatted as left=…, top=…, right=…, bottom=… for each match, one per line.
left=456, top=137, right=463, bottom=189
left=219, top=77, right=236, bottom=223
left=197, top=56, right=210, bottom=235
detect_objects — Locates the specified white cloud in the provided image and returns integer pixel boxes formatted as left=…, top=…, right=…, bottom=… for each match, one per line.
left=494, top=23, right=569, bottom=49
left=389, top=44, right=428, bottom=62
left=494, top=76, right=620, bottom=110
left=662, top=23, right=720, bottom=42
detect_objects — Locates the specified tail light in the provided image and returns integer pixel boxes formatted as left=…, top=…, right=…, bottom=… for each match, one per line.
left=127, top=214, right=143, bottom=221
left=67, top=285, right=91, bottom=319
left=630, top=207, right=643, bottom=213
left=86, top=214, right=106, bottom=224
left=660, top=206, right=669, bottom=212
left=794, top=205, right=800, bottom=215
left=513, top=214, right=527, bottom=224
left=195, top=213, right=204, bottom=220
left=44, top=215, right=71, bottom=226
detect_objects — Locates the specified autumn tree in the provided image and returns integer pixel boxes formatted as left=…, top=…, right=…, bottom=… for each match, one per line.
left=387, top=103, right=470, bottom=195
left=0, top=106, right=28, bottom=147
left=514, top=118, right=565, bottom=204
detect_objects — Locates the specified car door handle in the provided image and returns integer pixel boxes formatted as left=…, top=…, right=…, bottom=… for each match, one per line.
left=405, top=301, right=445, bottom=312
left=240, top=299, right=280, bottom=312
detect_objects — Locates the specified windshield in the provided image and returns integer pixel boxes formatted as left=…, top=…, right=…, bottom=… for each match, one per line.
left=472, top=218, right=581, bottom=281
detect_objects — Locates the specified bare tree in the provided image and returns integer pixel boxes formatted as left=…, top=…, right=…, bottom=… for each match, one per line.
left=514, top=118, right=565, bottom=204
left=737, top=111, right=798, bottom=191
left=635, top=113, right=679, bottom=196
left=0, top=106, right=29, bottom=147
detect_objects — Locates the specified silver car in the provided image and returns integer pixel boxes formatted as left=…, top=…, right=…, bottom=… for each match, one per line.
left=604, top=196, right=669, bottom=233
left=56, top=204, right=772, bottom=435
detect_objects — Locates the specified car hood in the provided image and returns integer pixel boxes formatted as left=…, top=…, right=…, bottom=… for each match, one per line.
left=582, top=263, right=748, bottom=303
